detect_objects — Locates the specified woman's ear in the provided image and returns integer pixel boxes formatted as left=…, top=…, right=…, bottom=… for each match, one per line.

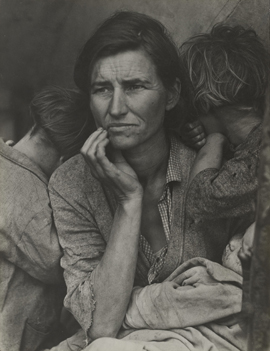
left=165, top=78, right=181, bottom=111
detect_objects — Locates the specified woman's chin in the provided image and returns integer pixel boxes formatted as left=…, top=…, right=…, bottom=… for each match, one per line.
left=108, top=135, right=138, bottom=151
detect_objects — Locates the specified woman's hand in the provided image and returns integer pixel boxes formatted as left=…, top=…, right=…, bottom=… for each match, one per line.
left=81, top=128, right=143, bottom=203
left=173, top=266, right=216, bottom=286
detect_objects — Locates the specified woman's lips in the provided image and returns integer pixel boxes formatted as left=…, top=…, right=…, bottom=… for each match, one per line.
left=107, top=124, right=137, bottom=131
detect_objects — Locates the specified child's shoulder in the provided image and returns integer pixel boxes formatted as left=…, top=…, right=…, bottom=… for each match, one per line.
left=236, top=123, right=262, bottom=154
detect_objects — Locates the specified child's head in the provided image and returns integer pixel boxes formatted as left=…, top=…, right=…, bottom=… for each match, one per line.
left=222, top=223, right=255, bottom=275
left=30, top=86, right=95, bottom=160
left=180, top=24, right=269, bottom=116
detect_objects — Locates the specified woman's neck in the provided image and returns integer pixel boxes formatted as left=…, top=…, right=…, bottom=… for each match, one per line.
left=122, top=129, right=169, bottom=187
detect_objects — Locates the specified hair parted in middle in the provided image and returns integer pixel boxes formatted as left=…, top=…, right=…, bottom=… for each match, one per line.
left=180, top=23, right=269, bottom=115
left=30, top=86, right=95, bottom=160
left=74, top=11, right=195, bottom=128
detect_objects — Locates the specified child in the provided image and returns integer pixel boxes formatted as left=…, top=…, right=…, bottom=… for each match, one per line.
left=179, top=24, right=268, bottom=226
left=222, top=222, right=255, bottom=275
left=0, top=86, right=93, bottom=351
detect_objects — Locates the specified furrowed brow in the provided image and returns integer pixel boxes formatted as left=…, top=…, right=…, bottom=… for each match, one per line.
left=123, top=78, right=150, bottom=85
left=91, top=81, right=111, bottom=88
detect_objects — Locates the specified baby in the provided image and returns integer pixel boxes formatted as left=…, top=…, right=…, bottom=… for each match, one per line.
left=222, top=222, right=255, bottom=276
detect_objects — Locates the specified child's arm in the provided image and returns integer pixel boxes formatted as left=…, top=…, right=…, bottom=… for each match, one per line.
left=186, top=119, right=261, bottom=219
left=189, top=133, right=227, bottom=185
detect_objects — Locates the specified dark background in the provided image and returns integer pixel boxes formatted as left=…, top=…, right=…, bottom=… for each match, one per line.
left=0, top=0, right=268, bottom=141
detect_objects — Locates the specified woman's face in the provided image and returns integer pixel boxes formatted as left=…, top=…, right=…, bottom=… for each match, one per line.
left=89, top=49, right=176, bottom=150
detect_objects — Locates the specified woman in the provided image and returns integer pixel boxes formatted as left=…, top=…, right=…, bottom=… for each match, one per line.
left=49, top=12, right=256, bottom=350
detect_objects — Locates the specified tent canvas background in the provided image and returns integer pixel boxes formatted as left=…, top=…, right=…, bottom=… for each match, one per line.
left=0, top=0, right=269, bottom=141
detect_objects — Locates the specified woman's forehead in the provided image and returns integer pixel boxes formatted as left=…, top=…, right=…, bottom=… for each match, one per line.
left=90, top=50, right=159, bottom=84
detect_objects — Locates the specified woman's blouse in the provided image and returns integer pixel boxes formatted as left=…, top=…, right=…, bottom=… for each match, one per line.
left=49, top=133, right=256, bottom=334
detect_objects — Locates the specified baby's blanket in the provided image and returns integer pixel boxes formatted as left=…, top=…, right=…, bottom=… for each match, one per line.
left=119, top=257, right=246, bottom=351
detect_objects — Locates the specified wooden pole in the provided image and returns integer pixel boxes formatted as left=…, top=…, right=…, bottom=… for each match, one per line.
left=244, top=87, right=270, bottom=351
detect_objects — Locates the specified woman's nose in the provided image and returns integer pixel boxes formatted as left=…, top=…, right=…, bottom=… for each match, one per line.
left=109, top=89, right=128, bottom=117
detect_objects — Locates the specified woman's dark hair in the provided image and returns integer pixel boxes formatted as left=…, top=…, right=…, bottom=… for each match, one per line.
left=30, top=86, right=95, bottom=160
left=74, top=11, right=194, bottom=128
left=180, top=23, right=269, bottom=115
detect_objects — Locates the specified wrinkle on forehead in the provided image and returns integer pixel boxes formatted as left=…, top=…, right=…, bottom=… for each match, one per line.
left=91, top=50, right=161, bottom=87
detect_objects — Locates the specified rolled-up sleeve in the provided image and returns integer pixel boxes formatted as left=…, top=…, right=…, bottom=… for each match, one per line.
left=49, top=181, right=106, bottom=333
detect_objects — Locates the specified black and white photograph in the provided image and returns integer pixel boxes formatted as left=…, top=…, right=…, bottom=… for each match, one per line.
left=0, top=1, right=269, bottom=350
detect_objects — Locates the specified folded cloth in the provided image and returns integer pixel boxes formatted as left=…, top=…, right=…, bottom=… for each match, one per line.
left=120, top=257, right=246, bottom=351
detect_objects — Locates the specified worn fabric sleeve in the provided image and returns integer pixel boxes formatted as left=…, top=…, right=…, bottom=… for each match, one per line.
left=49, top=183, right=106, bottom=334
left=123, top=258, right=242, bottom=330
left=0, top=205, right=63, bottom=285
left=186, top=127, right=261, bottom=219
left=16, top=210, right=64, bottom=284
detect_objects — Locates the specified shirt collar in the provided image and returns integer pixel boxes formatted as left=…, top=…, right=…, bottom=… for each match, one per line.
left=0, top=138, right=49, bottom=184
left=165, top=133, right=182, bottom=184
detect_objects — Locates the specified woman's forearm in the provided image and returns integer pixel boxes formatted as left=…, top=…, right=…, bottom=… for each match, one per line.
left=189, top=133, right=227, bottom=185
left=89, top=197, right=143, bottom=340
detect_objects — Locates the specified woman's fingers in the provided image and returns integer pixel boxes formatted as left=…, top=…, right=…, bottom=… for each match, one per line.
left=81, top=129, right=107, bottom=164
left=173, top=272, right=189, bottom=285
left=81, top=128, right=104, bottom=152
left=173, top=266, right=210, bottom=285
left=80, top=129, right=109, bottom=180
left=182, top=276, right=198, bottom=286
left=81, top=128, right=142, bottom=200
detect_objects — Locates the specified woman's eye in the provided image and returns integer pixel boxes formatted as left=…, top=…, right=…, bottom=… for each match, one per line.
left=127, top=85, right=144, bottom=91
left=93, top=87, right=111, bottom=94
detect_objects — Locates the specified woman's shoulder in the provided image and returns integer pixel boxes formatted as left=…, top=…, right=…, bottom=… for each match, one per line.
left=170, top=132, right=197, bottom=160
left=49, top=153, right=101, bottom=195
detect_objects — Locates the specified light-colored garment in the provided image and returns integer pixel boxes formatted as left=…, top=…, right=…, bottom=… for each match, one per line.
left=0, top=139, right=65, bottom=351
left=121, top=257, right=246, bottom=350
left=123, top=257, right=243, bottom=330
left=49, top=133, right=255, bottom=338
left=83, top=256, right=246, bottom=351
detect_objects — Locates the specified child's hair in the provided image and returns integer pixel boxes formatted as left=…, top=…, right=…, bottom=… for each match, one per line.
left=180, top=23, right=269, bottom=115
left=30, top=86, right=95, bottom=159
